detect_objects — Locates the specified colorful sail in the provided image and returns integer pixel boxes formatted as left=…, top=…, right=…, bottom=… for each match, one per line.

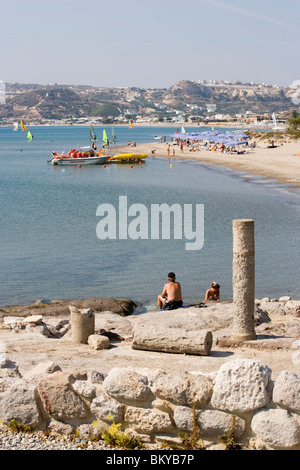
left=20, top=120, right=27, bottom=131
left=27, top=131, right=33, bottom=141
left=129, top=119, right=133, bottom=129
left=103, top=129, right=108, bottom=145
left=13, top=122, right=18, bottom=131
left=90, top=124, right=96, bottom=141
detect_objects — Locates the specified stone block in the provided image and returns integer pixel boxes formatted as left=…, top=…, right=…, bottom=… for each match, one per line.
left=273, top=371, right=300, bottom=412
left=91, top=393, right=124, bottom=423
left=251, top=409, right=300, bottom=449
left=88, top=334, right=110, bottom=350
left=210, top=358, right=271, bottom=413
left=0, top=377, right=42, bottom=428
left=103, top=368, right=152, bottom=403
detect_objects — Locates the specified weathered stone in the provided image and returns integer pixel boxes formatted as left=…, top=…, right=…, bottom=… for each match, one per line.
left=0, top=359, right=22, bottom=379
left=24, top=361, right=62, bottom=382
left=132, top=325, right=212, bottom=355
left=48, top=419, right=74, bottom=435
left=188, top=374, right=213, bottom=405
left=197, top=410, right=245, bottom=438
left=70, top=306, right=95, bottom=344
left=87, top=370, right=107, bottom=384
left=94, top=311, right=133, bottom=337
left=72, top=380, right=96, bottom=399
left=254, top=307, right=271, bottom=325
left=3, top=316, right=25, bottom=325
left=75, top=298, right=137, bottom=316
left=38, top=371, right=89, bottom=420
left=210, top=359, right=271, bottom=413
left=279, top=296, right=291, bottom=302
left=251, top=409, right=300, bottom=449
left=3, top=297, right=136, bottom=318
left=91, top=393, right=124, bottom=423
left=124, top=407, right=173, bottom=433
left=173, top=406, right=194, bottom=432
left=23, top=315, right=44, bottom=325
left=87, top=334, right=110, bottom=350
left=151, top=371, right=212, bottom=406
left=259, top=301, right=286, bottom=316
left=77, top=423, right=94, bottom=439
left=103, top=368, right=151, bottom=403
left=0, top=377, right=42, bottom=428
left=151, top=372, right=190, bottom=405
left=283, top=300, right=300, bottom=314
left=286, top=306, right=300, bottom=318
left=273, top=371, right=300, bottom=412
left=152, top=399, right=174, bottom=414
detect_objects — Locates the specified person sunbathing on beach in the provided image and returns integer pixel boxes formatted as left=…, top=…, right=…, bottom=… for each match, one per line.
left=157, top=272, right=183, bottom=311
left=205, top=282, right=220, bottom=301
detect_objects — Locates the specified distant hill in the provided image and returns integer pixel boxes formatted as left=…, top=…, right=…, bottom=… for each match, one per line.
left=0, top=80, right=298, bottom=122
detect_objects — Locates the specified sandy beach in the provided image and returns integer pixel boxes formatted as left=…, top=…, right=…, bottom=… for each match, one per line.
left=115, top=138, right=300, bottom=189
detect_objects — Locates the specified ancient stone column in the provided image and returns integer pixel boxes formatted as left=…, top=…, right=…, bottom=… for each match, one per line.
left=231, top=219, right=256, bottom=341
left=132, top=325, right=213, bottom=356
left=69, top=305, right=95, bottom=344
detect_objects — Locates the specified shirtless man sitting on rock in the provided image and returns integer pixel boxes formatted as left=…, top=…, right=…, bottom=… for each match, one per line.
left=157, top=272, right=183, bottom=311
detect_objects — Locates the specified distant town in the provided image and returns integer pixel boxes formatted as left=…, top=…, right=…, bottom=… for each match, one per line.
left=0, top=79, right=299, bottom=127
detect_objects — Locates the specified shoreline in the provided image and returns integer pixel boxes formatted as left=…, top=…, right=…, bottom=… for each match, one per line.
left=114, top=139, right=300, bottom=189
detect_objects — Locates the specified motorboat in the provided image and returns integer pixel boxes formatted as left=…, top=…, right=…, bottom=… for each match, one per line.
left=51, top=149, right=109, bottom=166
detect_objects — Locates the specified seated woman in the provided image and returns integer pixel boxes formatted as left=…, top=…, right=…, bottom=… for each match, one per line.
left=205, top=282, right=220, bottom=301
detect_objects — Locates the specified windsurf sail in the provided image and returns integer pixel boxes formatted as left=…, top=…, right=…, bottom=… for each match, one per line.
left=181, top=126, right=186, bottom=133
left=112, top=126, right=116, bottom=145
left=20, top=120, right=27, bottom=131
left=90, top=124, right=96, bottom=141
left=27, top=131, right=33, bottom=141
left=13, top=122, right=18, bottom=131
left=129, top=119, right=133, bottom=129
left=103, top=129, right=108, bottom=146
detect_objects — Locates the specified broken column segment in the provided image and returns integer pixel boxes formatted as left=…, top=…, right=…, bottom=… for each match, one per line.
left=69, top=305, right=95, bottom=344
left=132, top=325, right=212, bottom=356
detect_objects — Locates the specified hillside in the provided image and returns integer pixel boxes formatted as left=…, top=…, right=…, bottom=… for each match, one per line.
left=0, top=80, right=298, bottom=122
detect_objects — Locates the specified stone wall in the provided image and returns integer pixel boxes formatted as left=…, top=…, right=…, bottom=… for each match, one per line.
left=0, top=357, right=299, bottom=450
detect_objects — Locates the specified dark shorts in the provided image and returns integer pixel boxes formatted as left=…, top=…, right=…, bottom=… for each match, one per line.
left=163, top=300, right=183, bottom=311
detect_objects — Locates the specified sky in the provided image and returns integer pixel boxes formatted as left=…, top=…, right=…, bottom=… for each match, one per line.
left=0, top=0, right=299, bottom=89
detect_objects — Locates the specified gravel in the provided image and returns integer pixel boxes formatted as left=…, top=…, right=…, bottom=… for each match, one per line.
left=0, top=429, right=111, bottom=451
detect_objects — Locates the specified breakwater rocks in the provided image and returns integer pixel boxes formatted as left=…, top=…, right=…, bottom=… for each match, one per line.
left=0, top=357, right=300, bottom=450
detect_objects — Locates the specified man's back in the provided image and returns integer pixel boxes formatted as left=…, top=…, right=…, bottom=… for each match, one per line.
left=164, top=281, right=182, bottom=302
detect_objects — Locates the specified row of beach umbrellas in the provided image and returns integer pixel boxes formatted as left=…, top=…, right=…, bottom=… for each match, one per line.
left=171, top=130, right=250, bottom=146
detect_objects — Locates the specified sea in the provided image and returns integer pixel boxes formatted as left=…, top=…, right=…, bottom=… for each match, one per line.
left=0, top=125, right=299, bottom=311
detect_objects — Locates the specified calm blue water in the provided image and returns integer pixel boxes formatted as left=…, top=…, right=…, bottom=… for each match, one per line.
left=0, top=125, right=299, bottom=309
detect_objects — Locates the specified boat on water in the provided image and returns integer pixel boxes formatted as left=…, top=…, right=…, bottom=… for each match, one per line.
left=51, top=149, right=109, bottom=166
left=106, top=153, right=148, bottom=163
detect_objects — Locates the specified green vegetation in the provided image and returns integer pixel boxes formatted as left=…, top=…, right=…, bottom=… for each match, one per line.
left=90, top=103, right=120, bottom=117
left=287, top=110, right=300, bottom=137
left=166, top=404, right=206, bottom=451
left=218, top=416, right=241, bottom=450
left=95, top=416, right=143, bottom=450
left=6, top=419, right=32, bottom=433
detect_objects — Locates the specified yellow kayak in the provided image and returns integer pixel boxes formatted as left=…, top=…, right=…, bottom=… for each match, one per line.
left=108, top=153, right=148, bottom=162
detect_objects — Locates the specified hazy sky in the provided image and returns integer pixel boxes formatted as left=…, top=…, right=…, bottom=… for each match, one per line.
left=0, top=0, right=299, bottom=88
